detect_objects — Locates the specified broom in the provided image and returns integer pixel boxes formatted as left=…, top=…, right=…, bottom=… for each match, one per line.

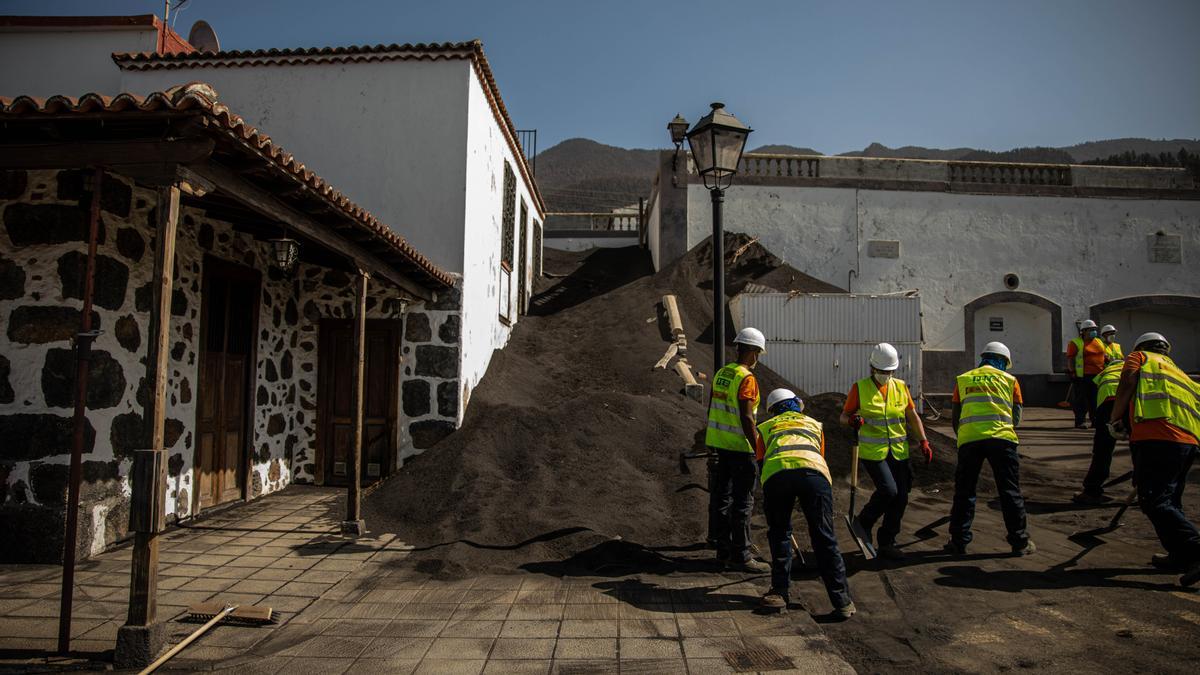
left=1056, top=382, right=1074, bottom=409
left=138, top=603, right=274, bottom=674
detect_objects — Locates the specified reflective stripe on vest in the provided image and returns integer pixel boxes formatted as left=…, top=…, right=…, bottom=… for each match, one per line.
left=955, top=365, right=1018, bottom=447
left=1094, top=361, right=1123, bottom=406
left=757, top=411, right=830, bottom=486
left=705, top=363, right=759, bottom=452
left=854, top=377, right=910, bottom=461
left=1133, top=353, right=1200, bottom=440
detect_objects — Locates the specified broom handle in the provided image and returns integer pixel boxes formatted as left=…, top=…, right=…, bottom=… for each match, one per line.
left=139, top=605, right=235, bottom=675
left=849, top=440, right=859, bottom=512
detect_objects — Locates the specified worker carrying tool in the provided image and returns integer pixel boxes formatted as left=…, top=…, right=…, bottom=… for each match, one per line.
left=1074, top=355, right=1126, bottom=505
left=1066, top=319, right=1107, bottom=429
left=1108, top=332, right=1200, bottom=586
left=945, top=342, right=1036, bottom=556
left=839, top=343, right=932, bottom=560
left=756, top=388, right=855, bottom=620
left=1101, top=324, right=1124, bottom=360
left=705, top=326, right=770, bottom=573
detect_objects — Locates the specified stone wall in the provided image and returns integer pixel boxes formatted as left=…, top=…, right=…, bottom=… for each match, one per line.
left=0, top=168, right=467, bottom=562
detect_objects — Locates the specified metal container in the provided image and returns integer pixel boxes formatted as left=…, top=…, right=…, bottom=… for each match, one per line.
left=730, top=292, right=923, bottom=400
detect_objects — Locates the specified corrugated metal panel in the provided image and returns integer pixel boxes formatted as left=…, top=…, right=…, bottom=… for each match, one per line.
left=730, top=292, right=924, bottom=400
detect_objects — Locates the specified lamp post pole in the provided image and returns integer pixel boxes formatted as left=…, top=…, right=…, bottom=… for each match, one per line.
left=711, top=187, right=724, bottom=376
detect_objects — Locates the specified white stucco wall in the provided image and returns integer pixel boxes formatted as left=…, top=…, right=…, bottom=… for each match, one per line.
left=544, top=234, right=640, bottom=251
left=0, top=28, right=158, bottom=96
left=973, top=302, right=1053, bottom=374
left=687, top=183, right=1200, bottom=369
left=459, top=68, right=541, bottom=411
left=120, top=60, right=472, bottom=274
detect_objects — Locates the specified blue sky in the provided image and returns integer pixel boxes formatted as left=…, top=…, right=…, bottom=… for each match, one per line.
left=5, top=0, right=1198, bottom=153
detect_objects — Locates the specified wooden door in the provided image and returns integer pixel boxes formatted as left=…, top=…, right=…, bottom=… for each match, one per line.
left=195, top=259, right=259, bottom=510
left=317, top=320, right=399, bottom=486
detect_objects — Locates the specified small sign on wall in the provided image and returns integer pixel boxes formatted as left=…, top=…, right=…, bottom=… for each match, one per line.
left=989, top=317, right=1004, bottom=332
left=867, top=240, right=900, bottom=259
left=1148, top=233, right=1182, bottom=264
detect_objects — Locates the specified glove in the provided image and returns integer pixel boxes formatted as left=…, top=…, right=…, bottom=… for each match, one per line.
left=1107, top=420, right=1129, bottom=441
left=919, top=440, right=933, bottom=465
left=850, top=415, right=865, bottom=429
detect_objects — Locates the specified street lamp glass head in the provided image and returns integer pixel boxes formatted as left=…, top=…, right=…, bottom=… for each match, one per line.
left=685, top=102, right=752, bottom=181
left=668, top=114, right=689, bottom=147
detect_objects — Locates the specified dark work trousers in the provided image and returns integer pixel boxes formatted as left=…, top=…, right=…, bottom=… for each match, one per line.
left=857, top=454, right=913, bottom=547
left=1131, top=441, right=1200, bottom=563
left=1071, top=376, right=1099, bottom=426
left=762, top=469, right=852, bottom=609
left=949, top=438, right=1030, bottom=548
left=708, top=449, right=758, bottom=563
left=1082, top=400, right=1117, bottom=495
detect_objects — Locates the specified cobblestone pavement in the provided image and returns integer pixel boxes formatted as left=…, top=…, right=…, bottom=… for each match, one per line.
left=0, top=488, right=853, bottom=673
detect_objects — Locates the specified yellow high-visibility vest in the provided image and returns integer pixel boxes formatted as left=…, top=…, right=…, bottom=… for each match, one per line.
left=705, top=362, right=759, bottom=453
left=757, top=411, right=830, bottom=486
left=1070, top=336, right=1105, bottom=377
left=1105, top=341, right=1124, bottom=360
left=1133, top=352, right=1200, bottom=440
left=853, top=377, right=911, bottom=461
left=1094, top=361, right=1123, bottom=407
left=955, top=365, right=1019, bottom=447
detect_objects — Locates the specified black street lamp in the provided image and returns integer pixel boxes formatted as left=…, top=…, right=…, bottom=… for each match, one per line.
left=684, top=102, right=751, bottom=375
left=667, top=114, right=689, bottom=170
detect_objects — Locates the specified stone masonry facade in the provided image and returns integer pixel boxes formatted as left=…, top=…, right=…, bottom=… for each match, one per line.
left=0, top=169, right=463, bottom=563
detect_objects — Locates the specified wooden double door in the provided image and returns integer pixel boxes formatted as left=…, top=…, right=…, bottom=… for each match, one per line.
left=195, top=258, right=259, bottom=511
left=317, top=320, right=400, bottom=486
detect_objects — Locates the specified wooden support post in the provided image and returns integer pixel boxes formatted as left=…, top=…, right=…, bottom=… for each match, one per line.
left=342, top=269, right=369, bottom=537
left=115, top=184, right=179, bottom=667
left=58, top=167, right=104, bottom=655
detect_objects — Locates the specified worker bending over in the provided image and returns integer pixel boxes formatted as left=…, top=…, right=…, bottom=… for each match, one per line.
left=1074, top=356, right=1125, bottom=505
left=1066, top=319, right=1107, bottom=429
left=705, top=327, right=770, bottom=573
left=1101, top=324, right=1123, bottom=360
left=1109, top=332, right=1200, bottom=586
left=757, top=388, right=855, bottom=620
left=946, top=342, right=1036, bottom=556
left=840, top=343, right=933, bottom=560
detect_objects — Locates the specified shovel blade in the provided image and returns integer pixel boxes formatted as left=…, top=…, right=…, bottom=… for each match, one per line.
left=843, top=514, right=876, bottom=560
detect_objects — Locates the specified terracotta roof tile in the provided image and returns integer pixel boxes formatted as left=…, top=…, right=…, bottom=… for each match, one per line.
left=0, top=82, right=454, bottom=290
left=112, top=40, right=545, bottom=215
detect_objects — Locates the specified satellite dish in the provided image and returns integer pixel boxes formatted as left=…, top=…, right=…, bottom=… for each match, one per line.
left=187, top=20, right=220, bottom=52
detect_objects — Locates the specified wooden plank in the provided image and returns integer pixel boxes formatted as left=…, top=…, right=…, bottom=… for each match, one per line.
left=654, top=343, right=678, bottom=370
left=190, top=163, right=435, bottom=302
left=0, top=138, right=214, bottom=169
left=125, top=185, right=179, bottom=628
left=663, top=295, right=684, bottom=338
left=344, top=271, right=369, bottom=532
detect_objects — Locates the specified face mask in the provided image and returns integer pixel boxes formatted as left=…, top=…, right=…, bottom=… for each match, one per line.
left=873, top=373, right=892, bottom=385
left=1104, top=335, right=1115, bottom=344
left=1085, top=330, right=1098, bottom=340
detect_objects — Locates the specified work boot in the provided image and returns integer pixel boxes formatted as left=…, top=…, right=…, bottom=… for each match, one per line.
left=728, top=558, right=771, bottom=574
left=1072, top=491, right=1111, bottom=505
left=878, top=544, right=906, bottom=561
left=759, top=589, right=787, bottom=610
left=830, top=601, right=857, bottom=621
left=1181, top=561, right=1200, bottom=588
left=1011, top=540, right=1037, bottom=556
left=1151, top=553, right=1187, bottom=572
left=942, top=540, right=967, bottom=556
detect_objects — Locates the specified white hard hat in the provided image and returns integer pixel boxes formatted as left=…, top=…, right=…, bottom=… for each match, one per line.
left=733, top=327, right=766, bottom=352
left=766, top=388, right=802, bottom=410
left=981, top=341, right=1012, bottom=363
left=869, top=343, right=900, bottom=371
left=1134, top=332, right=1171, bottom=351
left=1100, top=324, right=1117, bottom=335
left=1079, top=319, right=1098, bottom=330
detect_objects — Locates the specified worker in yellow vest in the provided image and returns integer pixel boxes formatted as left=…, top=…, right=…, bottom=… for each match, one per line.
left=1101, top=324, right=1123, bottom=360
left=756, top=389, right=855, bottom=620
left=839, top=343, right=933, bottom=560
left=1109, top=332, right=1200, bottom=586
left=1074, top=356, right=1125, bottom=505
left=945, top=341, right=1036, bottom=556
left=1066, top=319, right=1107, bottom=429
left=705, top=327, right=770, bottom=573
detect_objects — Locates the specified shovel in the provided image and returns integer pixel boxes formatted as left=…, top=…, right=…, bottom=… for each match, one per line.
left=843, top=436, right=876, bottom=560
